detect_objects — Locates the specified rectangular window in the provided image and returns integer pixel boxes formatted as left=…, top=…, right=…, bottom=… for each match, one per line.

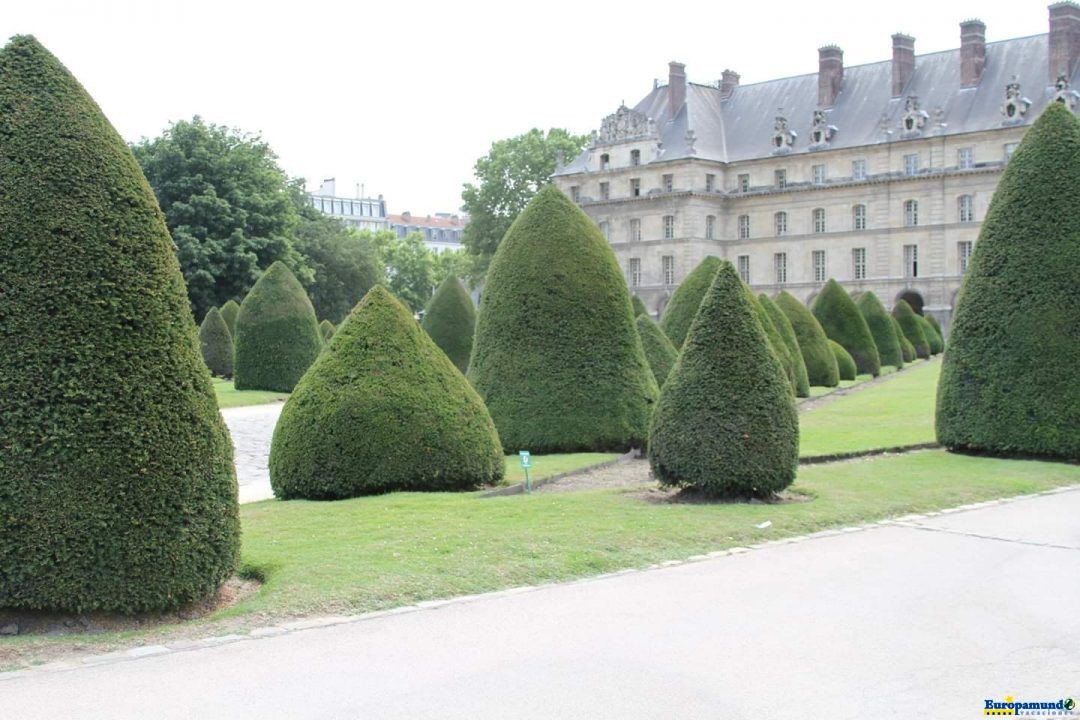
left=570, top=186, right=580, bottom=203
left=958, top=195, right=974, bottom=223
left=630, top=178, right=641, bottom=197
left=775, top=169, right=787, bottom=189
left=629, top=258, right=641, bottom=287
left=958, top=147, right=974, bottom=169
left=629, top=218, right=641, bottom=242
left=904, top=244, right=918, bottom=278
left=904, top=154, right=919, bottom=176
left=774, top=253, right=788, bottom=284
left=852, top=247, right=867, bottom=280
left=812, top=250, right=827, bottom=282
left=599, top=182, right=610, bottom=200
left=630, top=149, right=641, bottom=166
left=813, top=208, right=826, bottom=234
left=904, top=200, right=919, bottom=227
left=738, top=173, right=750, bottom=192
left=662, top=255, right=675, bottom=286
left=598, top=221, right=610, bottom=240
left=812, top=164, right=827, bottom=185
left=662, top=174, right=674, bottom=192
left=1005, top=143, right=1019, bottom=162
left=705, top=174, right=715, bottom=192
left=705, top=215, right=716, bottom=240
left=958, top=241, right=973, bottom=273
left=599, top=153, right=610, bottom=171
left=738, top=214, right=750, bottom=240
left=737, top=255, right=750, bottom=284
left=663, top=215, right=675, bottom=240
left=853, top=204, right=867, bottom=231
left=775, top=212, right=787, bottom=236
left=852, top=159, right=867, bottom=181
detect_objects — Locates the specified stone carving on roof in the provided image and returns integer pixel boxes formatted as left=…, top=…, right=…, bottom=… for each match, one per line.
left=772, top=111, right=796, bottom=154
left=684, top=129, right=697, bottom=156
left=808, top=108, right=838, bottom=149
left=591, top=104, right=658, bottom=147
left=1000, top=78, right=1032, bottom=125
left=1053, top=74, right=1080, bottom=112
left=900, top=95, right=930, bottom=137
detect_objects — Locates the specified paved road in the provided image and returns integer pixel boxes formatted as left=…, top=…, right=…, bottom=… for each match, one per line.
left=222, top=403, right=283, bottom=503
left=4, top=488, right=1078, bottom=719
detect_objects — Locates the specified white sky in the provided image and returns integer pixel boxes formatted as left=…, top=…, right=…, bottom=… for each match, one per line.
left=2, top=1, right=1052, bottom=214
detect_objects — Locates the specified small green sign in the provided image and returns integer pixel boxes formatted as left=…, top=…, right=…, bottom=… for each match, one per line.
left=519, top=450, right=531, bottom=469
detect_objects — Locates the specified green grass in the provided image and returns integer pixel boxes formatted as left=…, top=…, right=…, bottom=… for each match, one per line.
left=502, top=453, right=620, bottom=486
left=799, top=359, right=939, bottom=458
left=213, top=378, right=289, bottom=409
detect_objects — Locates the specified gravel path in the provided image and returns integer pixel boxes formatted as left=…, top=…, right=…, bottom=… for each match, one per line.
left=221, top=403, right=284, bottom=504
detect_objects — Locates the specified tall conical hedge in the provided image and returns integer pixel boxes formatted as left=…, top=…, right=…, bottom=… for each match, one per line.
left=649, top=261, right=798, bottom=498
left=631, top=294, right=649, bottom=318
left=221, top=299, right=241, bottom=337
left=892, top=299, right=930, bottom=359
left=829, top=339, right=857, bottom=380
left=200, top=307, right=234, bottom=378
left=920, top=315, right=944, bottom=355
left=775, top=291, right=839, bottom=387
left=751, top=295, right=798, bottom=394
left=925, top=314, right=943, bottom=340
left=468, top=186, right=658, bottom=452
left=233, top=261, right=323, bottom=392
left=759, top=293, right=811, bottom=397
left=855, top=291, right=903, bottom=369
left=320, top=319, right=336, bottom=343
left=938, top=103, right=1080, bottom=459
left=270, top=286, right=504, bottom=499
left=421, top=275, right=476, bottom=374
left=812, top=279, right=881, bottom=377
left=893, top=316, right=917, bottom=363
left=0, top=36, right=238, bottom=613
left=660, top=256, right=722, bottom=348
left=636, top=314, right=679, bottom=387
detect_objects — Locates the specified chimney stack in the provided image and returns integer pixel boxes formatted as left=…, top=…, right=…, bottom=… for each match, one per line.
left=668, top=61, right=687, bottom=116
left=892, top=33, right=915, bottom=97
left=720, top=69, right=740, bottom=98
left=1049, top=2, right=1080, bottom=83
left=818, top=45, right=844, bottom=106
left=960, top=20, right=986, bottom=87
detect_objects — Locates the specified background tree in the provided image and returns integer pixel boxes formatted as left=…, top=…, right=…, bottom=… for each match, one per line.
left=461, top=128, right=588, bottom=268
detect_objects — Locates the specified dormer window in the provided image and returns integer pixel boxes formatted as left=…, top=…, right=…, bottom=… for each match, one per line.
left=900, top=95, right=929, bottom=136
left=772, top=112, right=796, bottom=154
left=600, top=153, right=610, bottom=171
left=630, top=149, right=641, bottom=166
left=1001, top=78, right=1031, bottom=124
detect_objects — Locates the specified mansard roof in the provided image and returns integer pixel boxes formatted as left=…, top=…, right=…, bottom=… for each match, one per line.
left=557, top=33, right=1075, bottom=173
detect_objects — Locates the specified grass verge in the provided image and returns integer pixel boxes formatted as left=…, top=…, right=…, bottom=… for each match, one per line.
left=213, top=379, right=289, bottom=409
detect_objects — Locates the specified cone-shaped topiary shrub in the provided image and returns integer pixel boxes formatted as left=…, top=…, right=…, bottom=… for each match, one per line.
left=775, top=291, right=839, bottom=387
left=0, top=36, right=238, bottom=613
left=812, top=279, right=881, bottom=377
left=270, top=286, right=504, bottom=498
left=631, top=294, right=649, bottom=318
left=649, top=262, right=799, bottom=498
left=938, top=103, right=1080, bottom=459
left=220, top=299, right=241, bottom=337
left=855, top=291, right=903, bottom=369
left=200, top=307, right=234, bottom=378
left=759, top=293, right=810, bottom=398
left=893, top=316, right=917, bottom=363
left=233, top=261, right=323, bottom=392
left=920, top=315, right=944, bottom=355
left=320, top=319, right=335, bottom=343
left=636, top=314, right=679, bottom=387
left=469, top=186, right=658, bottom=452
left=892, top=299, right=930, bottom=359
left=829, top=339, right=857, bottom=380
left=660, top=256, right=722, bottom=348
left=925, top=314, right=943, bottom=340
left=751, top=295, right=797, bottom=394
left=421, top=275, right=476, bottom=374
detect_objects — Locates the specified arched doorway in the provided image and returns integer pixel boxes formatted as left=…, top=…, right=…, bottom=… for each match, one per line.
left=897, top=289, right=924, bottom=315
left=805, top=290, right=820, bottom=308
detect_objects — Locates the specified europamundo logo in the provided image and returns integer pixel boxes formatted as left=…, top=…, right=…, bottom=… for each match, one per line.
left=984, top=695, right=1076, bottom=716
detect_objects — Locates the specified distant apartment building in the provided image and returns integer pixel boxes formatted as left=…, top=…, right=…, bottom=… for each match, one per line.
left=309, top=178, right=388, bottom=232
left=387, top=212, right=467, bottom=254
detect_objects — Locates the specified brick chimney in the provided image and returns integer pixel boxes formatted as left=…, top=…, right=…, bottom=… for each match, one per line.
left=720, top=69, right=740, bottom=98
left=892, top=33, right=915, bottom=97
left=1049, top=2, right=1080, bottom=83
left=818, top=45, right=844, bottom=107
left=668, top=61, right=687, bottom=116
left=960, top=20, right=986, bottom=87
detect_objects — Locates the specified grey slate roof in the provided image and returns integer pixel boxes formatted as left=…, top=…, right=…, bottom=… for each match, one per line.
left=557, top=33, right=1074, bottom=173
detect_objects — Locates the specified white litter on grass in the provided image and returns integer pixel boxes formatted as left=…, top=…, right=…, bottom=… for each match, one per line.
left=754, top=521, right=772, bottom=529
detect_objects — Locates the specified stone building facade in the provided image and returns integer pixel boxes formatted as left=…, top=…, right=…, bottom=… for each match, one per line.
left=553, top=3, right=1080, bottom=331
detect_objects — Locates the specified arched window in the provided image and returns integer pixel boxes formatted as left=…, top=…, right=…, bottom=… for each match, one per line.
left=904, top=200, right=919, bottom=227
left=958, top=195, right=974, bottom=223
left=774, top=211, right=788, bottom=236
left=812, top=208, right=826, bottom=234
left=853, top=204, right=867, bottom=231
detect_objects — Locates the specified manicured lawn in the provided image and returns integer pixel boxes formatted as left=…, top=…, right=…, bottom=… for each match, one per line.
left=799, top=359, right=939, bottom=458
left=213, top=378, right=289, bottom=409
left=502, top=453, right=620, bottom=486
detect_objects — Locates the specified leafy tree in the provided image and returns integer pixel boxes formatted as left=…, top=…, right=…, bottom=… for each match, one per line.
left=461, top=128, right=588, bottom=266
left=200, top=307, right=234, bottom=378
left=422, top=275, right=477, bottom=374
left=368, top=230, right=440, bottom=312
left=132, top=117, right=310, bottom=319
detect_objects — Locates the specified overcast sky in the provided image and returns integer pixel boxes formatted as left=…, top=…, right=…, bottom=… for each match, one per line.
left=2, top=1, right=1053, bottom=214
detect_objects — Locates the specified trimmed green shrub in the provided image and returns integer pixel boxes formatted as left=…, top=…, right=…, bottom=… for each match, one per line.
left=468, top=186, right=658, bottom=452
left=269, top=286, right=504, bottom=499
left=421, top=275, right=476, bottom=374
left=320, top=319, right=336, bottom=343
left=636, top=314, right=679, bottom=387
left=233, top=261, right=323, bottom=392
left=0, top=36, right=238, bottom=613
left=221, top=299, right=241, bottom=337
left=660, top=256, right=722, bottom=348
left=892, top=299, right=930, bottom=359
left=855, top=291, right=903, bottom=369
left=812, top=279, right=881, bottom=377
left=200, top=307, right=234, bottom=378
left=925, top=314, right=943, bottom=339
left=631, top=294, right=649, bottom=318
left=920, top=315, right=944, bottom=355
left=649, top=261, right=799, bottom=498
left=759, top=294, right=810, bottom=398
left=937, top=103, right=1080, bottom=459
left=751, top=295, right=797, bottom=395
left=893, top=316, right=917, bottom=363
left=829, top=339, right=857, bottom=380
left=775, top=291, right=839, bottom=387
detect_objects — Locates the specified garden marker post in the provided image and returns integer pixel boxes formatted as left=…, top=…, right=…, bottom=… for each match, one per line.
left=519, top=451, right=532, bottom=493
